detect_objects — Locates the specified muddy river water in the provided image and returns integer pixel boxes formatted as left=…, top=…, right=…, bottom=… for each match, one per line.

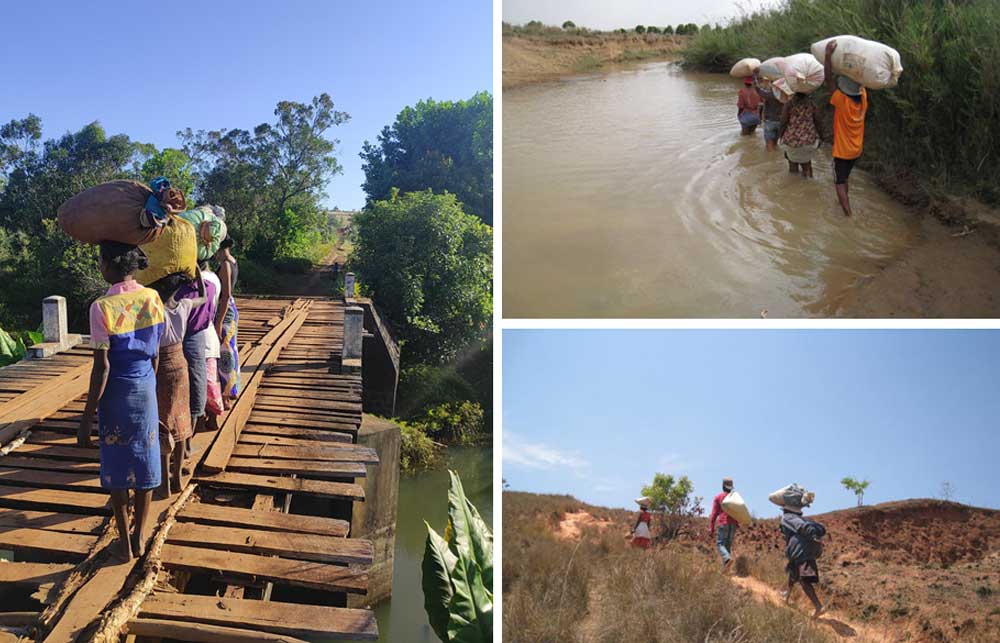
left=503, top=62, right=920, bottom=318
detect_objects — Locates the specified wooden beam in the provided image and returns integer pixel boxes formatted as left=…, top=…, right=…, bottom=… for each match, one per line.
left=0, top=527, right=97, bottom=559
left=137, top=593, right=378, bottom=640
left=225, top=457, right=366, bottom=480
left=0, top=509, right=105, bottom=534
left=232, top=443, right=378, bottom=463
left=127, top=618, right=311, bottom=643
left=240, top=426, right=353, bottom=444
left=178, top=502, right=348, bottom=537
left=0, top=466, right=103, bottom=491
left=166, top=523, right=372, bottom=565
left=0, top=484, right=109, bottom=513
left=0, top=562, right=74, bottom=586
left=160, top=544, right=368, bottom=594
left=194, top=470, right=364, bottom=502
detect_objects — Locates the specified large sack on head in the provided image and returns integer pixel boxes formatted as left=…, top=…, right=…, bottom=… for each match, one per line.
left=57, top=180, right=158, bottom=245
left=635, top=496, right=652, bottom=508
left=758, top=57, right=788, bottom=81
left=811, top=35, right=902, bottom=90
left=721, top=490, right=752, bottom=526
left=730, top=57, right=761, bottom=78
left=771, top=77, right=794, bottom=103
left=769, top=483, right=814, bottom=509
left=781, top=53, right=825, bottom=94
left=177, top=205, right=228, bottom=261
left=135, top=216, right=198, bottom=286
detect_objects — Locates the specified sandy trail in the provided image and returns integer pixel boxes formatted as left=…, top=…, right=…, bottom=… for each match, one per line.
left=554, top=511, right=615, bottom=541
left=730, top=575, right=895, bottom=643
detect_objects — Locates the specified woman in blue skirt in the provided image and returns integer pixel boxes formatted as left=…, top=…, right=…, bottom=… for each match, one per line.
left=78, top=241, right=165, bottom=561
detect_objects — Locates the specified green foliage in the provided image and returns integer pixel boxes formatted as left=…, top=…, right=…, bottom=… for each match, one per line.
left=139, top=147, right=196, bottom=206
left=418, top=401, right=485, bottom=446
left=360, top=92, right=493, bottom=225
left=349, top=190, right=492, bottom=364
left=647, top=26, right=661, bottom=34
left=641, top=473, right=704, bottom=540
left=422, top=471, right=493, bottom=643
left=399, top=420, right=438, bottom=471
left=0, top=326, right=27, bottom=367
left=841, top=476, right=871, bottom=506
left=665, top=25, right=674, bottom=35
left=635, top=25, right=646, bottom=34
left=680, top=0, right=1000, bottom=204
left=562, top=20, right=575, bottom=30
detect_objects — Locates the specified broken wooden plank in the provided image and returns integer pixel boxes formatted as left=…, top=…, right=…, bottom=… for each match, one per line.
left=167, top=523, right=372, bottom=565
left=0, top=527, right=97, bottom=559
left=0, top=562, right=74, bottom=586
left=193, top=471, right=364, bottom=501
left=0, top=509, right=105, bottom=534
left=138, top=593, right=378, bottom=640
left=177, top=502, right=348, bottom=537
left=232, top=443, right=378, bottom=463
left=160, top=543, right=368, bottom=594
left=126, top=618, right=312, bottom=643
left=225, top=457, right=366, bottom=480
left=0, top=484, right=109, bottom=513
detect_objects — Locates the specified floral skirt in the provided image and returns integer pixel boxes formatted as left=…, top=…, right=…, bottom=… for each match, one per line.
left=206, top=357, right=224, bottom=416
left=157, top=342, right=192, bottom=442
left=98, top=367, right=161, bottom=490
left=219, top=298, right=241, bottom=398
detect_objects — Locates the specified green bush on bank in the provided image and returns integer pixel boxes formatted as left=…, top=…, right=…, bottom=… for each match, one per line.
left=681, top=0, right=1000, bottom=204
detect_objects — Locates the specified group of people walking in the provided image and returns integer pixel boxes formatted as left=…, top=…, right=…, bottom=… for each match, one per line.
left=77, top=233, right=241, bottom=561
left=737, top=40, right=869, bottom=217
left=633, top=477, right=828, bottom=619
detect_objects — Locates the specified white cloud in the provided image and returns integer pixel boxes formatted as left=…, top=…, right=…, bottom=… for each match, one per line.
left=504, top=432, right=589, bottom=471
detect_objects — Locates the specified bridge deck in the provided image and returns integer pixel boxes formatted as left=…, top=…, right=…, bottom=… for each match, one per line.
left=0, top=296, right=379, bottom=642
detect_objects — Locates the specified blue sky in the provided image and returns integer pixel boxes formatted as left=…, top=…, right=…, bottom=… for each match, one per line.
left=0, top=0, right=491, bottom=210
left=503, top=330, right=1000, bottom=515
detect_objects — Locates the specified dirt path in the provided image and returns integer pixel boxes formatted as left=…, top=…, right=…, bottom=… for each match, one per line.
left=554, top=511, right=615, bottom=541
left=730, top=575, right=895, bottom=643
left=272, top=244, right=344, bottom=297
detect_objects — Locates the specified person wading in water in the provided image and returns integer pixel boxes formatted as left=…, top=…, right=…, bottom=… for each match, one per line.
left=824, top=39, right=869, bottom=216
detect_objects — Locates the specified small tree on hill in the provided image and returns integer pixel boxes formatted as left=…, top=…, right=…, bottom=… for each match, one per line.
left=687, top=23, right=699, bottom=34
left=675, top=24, right=687, bottom=35
left=562, top=20, right=575, bottom=30
left=647, top=25, right=661, bottom=34
left=841, top=477, right=870, bottom=507
left=634, top=25, right=646, bottom=34
left=664, top=25, right=674, bottom=35
left=641, top=473, right=704, bottom=541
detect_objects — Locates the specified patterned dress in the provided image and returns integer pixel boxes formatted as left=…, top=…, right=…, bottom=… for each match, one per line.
left=89, top=280, right=165, bottom=490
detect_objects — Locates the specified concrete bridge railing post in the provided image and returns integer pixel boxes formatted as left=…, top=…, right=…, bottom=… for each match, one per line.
left=341, top=305, right=364, bottom=373
left=28, top=295, right=81, bottom=359
left=344, top=272, right=356, bottom=300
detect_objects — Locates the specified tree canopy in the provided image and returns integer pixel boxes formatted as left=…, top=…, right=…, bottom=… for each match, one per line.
left=360, top=92, right=493, bottom=225
left=349, top=189, right=492, bottom=364
left=641, top=473, right=704, bottom=540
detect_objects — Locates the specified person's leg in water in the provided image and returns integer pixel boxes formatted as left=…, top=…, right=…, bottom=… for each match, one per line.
left=802, top=161, right=813, bottom=178
left=109, top=489, right=132, bottom=561
left=788, top=160, right=799, bottom=174
left=132, top=489, right=152, bottom=557
left=834, top=158, right=854, bottom=216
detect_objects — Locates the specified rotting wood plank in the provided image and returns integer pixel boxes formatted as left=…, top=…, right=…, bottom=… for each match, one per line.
left=255, top=395, right=362, bottom=413
left=0, top=466, right=103, bottom=491
left=126, top=618, right=312, bottom=643
left=177, top=502, right=349, bottom=537
left=167, top=523, right=372, bottom=565
left=193, top=471, right=364, bottom=501
left=0, top=562, right=74, bottom=586
left=0, top=527, right=97, bottom=558
left=138, top=592, right=378, bottom=640
left=12, top=443, right=99, bottom=461
left=238, top=431, right=353, bottom=446
left=0, top=455, right=100, bottom=474
left=232, top=443, right=378, bottom=463
left=225, top=457, right=366, bottom=480
left=246, top=413, right=358, bottom=433
left=0, top=509, right=105, bottom=534
left=160, top=543, right=368, bottom=594
left=0, top=484, right=109, bottom=513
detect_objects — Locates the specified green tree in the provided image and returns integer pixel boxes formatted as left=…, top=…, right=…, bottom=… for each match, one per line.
left=180, top=93, right=348, bottom=259
left=562, top=20, right=576, bottom=29
left=647, top=25, right=661, bottom=34
left=841, top=477, right=870, bottom=507
left=360, top=92, right=493, bottom=225
left=675, top=24, right=687, bottom=35
left=641, top=473, right=704, bottom=540
left=635, top=25, right=646, bottom=34
left=664, top=25, right=674, bottom=35
left=687, top=23, right=699, bottom=34
left=349, top=190, right=492, bottom=364
left=139, top=147, right=196, bottom=206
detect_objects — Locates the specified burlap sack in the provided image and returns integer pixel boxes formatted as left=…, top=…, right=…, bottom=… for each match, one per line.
left=135, top=216, right=198, bottom=285
left=57, top=180, right=158, bottom=245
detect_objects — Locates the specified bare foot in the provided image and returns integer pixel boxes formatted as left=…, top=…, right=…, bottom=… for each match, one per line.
left=131, top=532, right=145, bottom=558
left=172, top=474, right=183, bottom=492
left=813, top=605, right=827, bottom=618
left=113, top=538, right=133, bottom=563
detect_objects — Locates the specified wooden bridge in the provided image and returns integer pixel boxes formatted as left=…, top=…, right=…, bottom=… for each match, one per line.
left=0, top=295, right=388, bottom=642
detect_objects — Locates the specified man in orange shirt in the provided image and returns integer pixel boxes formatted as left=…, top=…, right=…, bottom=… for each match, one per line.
left=824, top=40, right=868, bottom=217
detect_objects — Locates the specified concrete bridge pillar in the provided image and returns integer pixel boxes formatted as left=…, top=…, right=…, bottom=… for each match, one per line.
left=342, top=305, right=364, bottom=373
left=28, top=296, right=81, bottom=359
left=344, top=272, right=356, bottom=299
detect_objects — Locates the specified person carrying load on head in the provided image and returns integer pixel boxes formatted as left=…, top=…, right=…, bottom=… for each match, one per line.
left=757, top=78, right=784, bottom=151
left=631, top=497, right=653, bottom=549
left=709, top=477, right=737, bottom=571
left=737, top=77, right=763, bottom=135
left=778, top=92, right=823, bottom=178
left=775, top=485, right=827, bottom=618
left=214, top=235, right=241, bottom=406
left=824, top=39, right=868, bottom=216
left=78, top=242, right=165, bottom=562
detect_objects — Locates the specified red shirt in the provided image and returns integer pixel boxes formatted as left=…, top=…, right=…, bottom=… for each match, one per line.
left=709, top=491, right=734, bottom=530
left=737, top=87, right=762, bottom=114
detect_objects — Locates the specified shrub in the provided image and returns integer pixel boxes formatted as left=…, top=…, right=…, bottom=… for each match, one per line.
left=399, top=420, right=437, bottom=471
left=397, top=364, right=480, bottom=419
left=647, top=25, right=661, bottom=34
left=561, top=20, right=575, bottom=30
left=641, top=473, right=704, bottom=540
left=665, top=25, right=674, bottom=35
left=418, top=401, right=485, bottom=446
left=635, top=25, right=646, bottom=34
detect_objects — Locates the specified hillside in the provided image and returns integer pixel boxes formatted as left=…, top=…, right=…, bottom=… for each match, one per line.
left=503, top=492, right=999, bottom=643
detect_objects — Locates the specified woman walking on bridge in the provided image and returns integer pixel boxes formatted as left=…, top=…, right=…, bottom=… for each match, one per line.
left=214, top=236, right=241, bottom=407
left=78, top=242, right=165, bottom=561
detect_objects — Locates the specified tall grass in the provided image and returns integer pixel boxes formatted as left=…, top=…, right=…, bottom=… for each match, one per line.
left=682, top=0, right=1000, bottom=205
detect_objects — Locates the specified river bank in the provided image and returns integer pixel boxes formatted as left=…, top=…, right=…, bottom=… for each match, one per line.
left=502, top=32, right=688, bottom=89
